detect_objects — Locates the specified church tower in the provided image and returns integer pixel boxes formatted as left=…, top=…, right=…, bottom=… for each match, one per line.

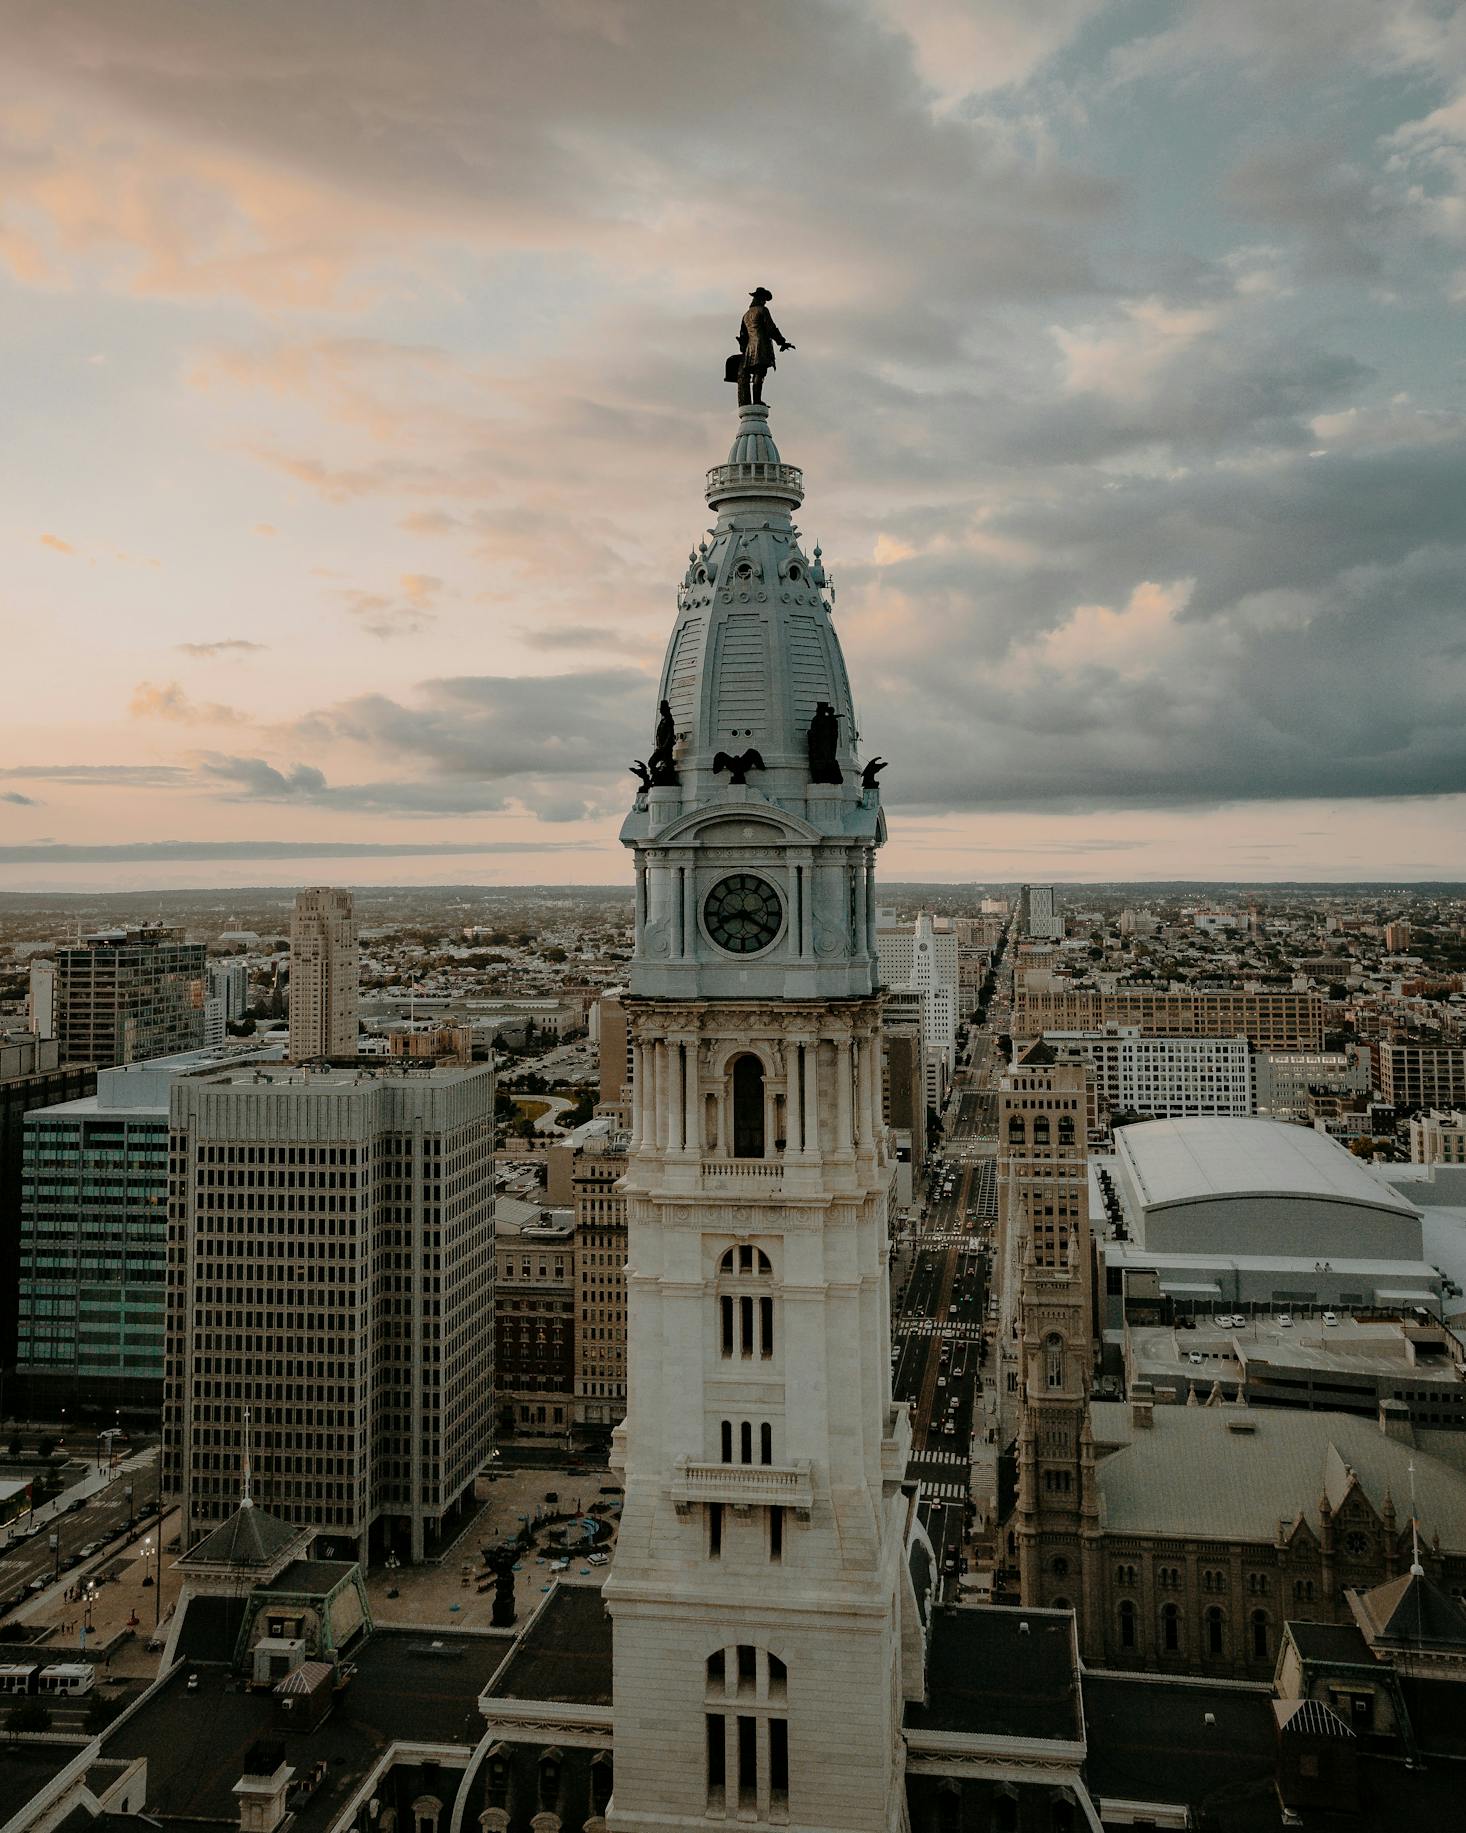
left=604, top=400, right=915, bottom=1832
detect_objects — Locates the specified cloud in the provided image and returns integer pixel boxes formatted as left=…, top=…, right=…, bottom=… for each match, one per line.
left=175, top=639, right=268, bottom=658
left=0, top=764, right=190, bottom=788
left=0, top=839, right=582, bottom=865
left=515, top=622, right=629, bottom=651
left=129, top=680, right=243, bottom=724
left=1, top=791, right=40, bottom=806
left=39, top=533, right=75, bottom=554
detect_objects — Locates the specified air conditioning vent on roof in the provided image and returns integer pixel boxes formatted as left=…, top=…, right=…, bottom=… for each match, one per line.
left=1226, top=1420, right=1257, bottom=1434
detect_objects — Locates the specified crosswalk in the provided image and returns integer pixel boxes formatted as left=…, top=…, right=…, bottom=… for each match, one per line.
left=916, top=1478, right=970, bottom=1505
left=919, top=1448, right=970, bottom=1468
left=896, top=1318, right=985, bottom=1341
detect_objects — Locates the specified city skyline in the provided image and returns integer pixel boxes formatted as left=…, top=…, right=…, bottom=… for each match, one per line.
left=5, top=1, right=1466, bottom=890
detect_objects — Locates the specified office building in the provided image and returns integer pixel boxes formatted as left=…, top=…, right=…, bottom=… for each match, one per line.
left=572, top=1127, right=629, bottom=1432
left=27, top=960, right=56, bottom=1040
left=15, top=1044, right=277, bottom=1413
left=289, top=887, right=359, bottom=1060
left=1410, top=1109, right=1466, bottom=1166
left=55, top=925, right=207, bottom=1068
left=207, top=959, right=250, bottom=1024
left=881, top=986, right=927, bottom=1204
left=1384, top=920, right=1412, bottom=954
left=1377, top=1041, right=1466, bottom=1113
left=0, top=1033, right=97, bottom=1376
left=877, top=910, right=958, bottom=1109
left=494, top=1198, right=576, bottom=1438
left=595, top=986, right=632, bottom=1122
left=163, top=1057, right=495, bottom=1564
left=1255, top=1044, right=1372, bottom=1121
left=1041, top=1024, right=1252, bottom=1126
left=1015, top=985, right=1327, bottom=1051
left=1020, top=883, right=1063, bottom=941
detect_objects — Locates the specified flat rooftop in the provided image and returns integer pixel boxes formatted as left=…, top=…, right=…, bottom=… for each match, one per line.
left=103, top=1627, right=508, bottom=1832
left=905, top=1606, right=1082, bottom=1744
left=1117, top=1116, right=1418, bottom=1216
left=485, top=1583, right=613, bottom=1709
left=192, top=1060, right=487, bottom=1089
left=1131, top=1315, right=1464, bottom=1383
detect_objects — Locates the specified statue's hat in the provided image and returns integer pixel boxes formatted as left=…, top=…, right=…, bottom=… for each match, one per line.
left=749, top=287, right=773, bottom=302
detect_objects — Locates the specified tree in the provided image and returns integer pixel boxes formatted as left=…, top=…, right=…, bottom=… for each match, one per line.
left=35, top=1437, right=57, bottom=1459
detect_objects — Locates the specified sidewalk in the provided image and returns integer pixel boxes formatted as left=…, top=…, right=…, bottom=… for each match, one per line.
left=16, top=1507, right=183, bottom=1682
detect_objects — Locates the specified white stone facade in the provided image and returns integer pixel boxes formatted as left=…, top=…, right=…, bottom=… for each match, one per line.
left=606, top=404, right=914, bottom=1833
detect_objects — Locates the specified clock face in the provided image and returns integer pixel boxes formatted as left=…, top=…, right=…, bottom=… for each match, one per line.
left=704, top=873, right=783, bottom=955
left=1344, top=1530, right=1369, bottom=1558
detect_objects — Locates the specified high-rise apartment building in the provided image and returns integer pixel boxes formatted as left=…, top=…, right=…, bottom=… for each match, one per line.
left=55, top=925, right=207, bottom=1068
left=1019, top=883, right=1063, bottom=941
left=1015, top=985, right=1326, bottom=1051
left=289, top=887, right=359, bottom=1060
left=16, top=1045, right=277, bottom=1413
left=163, top=1058, right=495, bottom=1564
left=0, top=1034, right=96, bottom=1375
left=1384, top=920, right=1413, bottom=954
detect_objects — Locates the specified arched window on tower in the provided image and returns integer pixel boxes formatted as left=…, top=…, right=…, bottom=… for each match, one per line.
left=1251, top=1610, right=1270, bottom=1659
left=732, top=1054, right=766, bottom=1159
left=717, top=1247, right=775, bottom=1360
left=1008, top=1115, right=1026, bottom=1145
left=1119, top=1599, right=1137, bottom=1649
left=1033, top=1115, right=1051, bottom=1146
left=1046, top=1333, right=1065, bottom=1389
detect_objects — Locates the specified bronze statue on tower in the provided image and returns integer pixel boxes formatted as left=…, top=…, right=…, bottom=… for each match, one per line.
left=726, top=287, right=795, bottom=405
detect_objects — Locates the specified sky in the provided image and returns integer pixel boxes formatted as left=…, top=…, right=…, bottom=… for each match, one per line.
left=3, top=0, right=1465, bottom=892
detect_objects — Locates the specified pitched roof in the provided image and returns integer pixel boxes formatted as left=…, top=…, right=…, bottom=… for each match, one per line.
left=178, top=1501, right=303, bottom=1571
left=1355, top=1568, right=1466, bottom=1651
left=1019, top=1039, right=1058, bottom=1066
left=1276, top=1697, right=1355, bottom=1739
left=1089, top=1402, right=1466, bottom=1545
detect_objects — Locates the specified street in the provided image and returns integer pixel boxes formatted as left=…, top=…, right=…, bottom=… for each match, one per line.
left=890, top=931, right=1010, bottom=1600
left=0, top=1448, right=164, bottom=1620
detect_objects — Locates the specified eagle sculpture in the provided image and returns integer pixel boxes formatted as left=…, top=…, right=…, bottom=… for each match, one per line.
left=712, top=747, right=766, bottom=786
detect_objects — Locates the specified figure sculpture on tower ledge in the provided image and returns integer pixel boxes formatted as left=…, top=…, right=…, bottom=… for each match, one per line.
left=726, top=287, right=795, bottom=405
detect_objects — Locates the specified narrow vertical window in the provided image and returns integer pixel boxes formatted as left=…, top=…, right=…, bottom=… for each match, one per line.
left=721, top=1419, right=733, bottom=1464
left=737, top=1716, right=757, bottom=1810
left=732, top=1056, right=766, bottom=1159
left=740, top=1294, right=754, bottom=1356
left=706, top=1714, right=726, bottom=1808
left=769, top=1505, right=783, bottom=1564
left=720, top=1294, right=734, bottom=1357
left=759, top=1295, right=774, bottom=1357
left=770, top=1719, right=789, bottom=1799
left=760, top=1421, right=772, bottom=1466
left=740, top=1420, right=753, bottom=1465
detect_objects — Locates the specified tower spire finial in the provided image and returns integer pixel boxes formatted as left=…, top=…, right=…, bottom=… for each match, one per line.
left=241, top=1405, right=254, bottom=1510
left=1409, top=1458, right=1423, bottom=1576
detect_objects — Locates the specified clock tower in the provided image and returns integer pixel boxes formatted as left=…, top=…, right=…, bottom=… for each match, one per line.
left=604, top=400, right=918, bottom=1832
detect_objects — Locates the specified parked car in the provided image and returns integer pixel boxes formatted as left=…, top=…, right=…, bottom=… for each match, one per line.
left=1322, top=1311, right=1339, bottom=1326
